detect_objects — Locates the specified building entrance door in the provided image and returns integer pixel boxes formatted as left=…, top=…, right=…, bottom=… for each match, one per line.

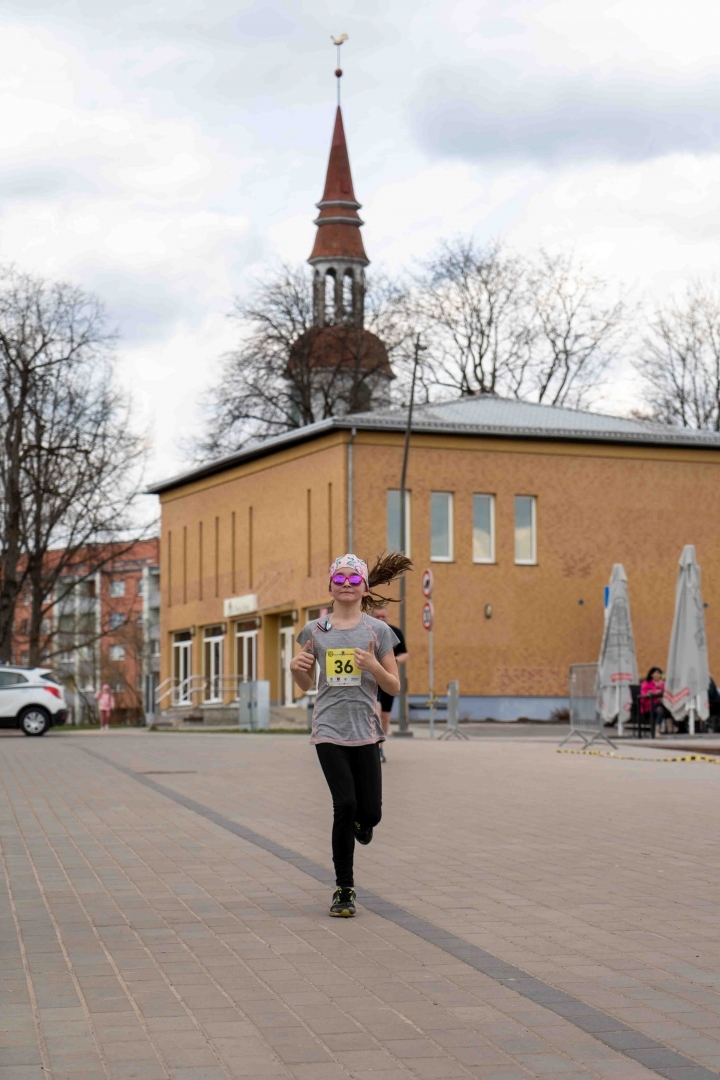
left=235, top=627, right=258, bottom=690
left=279, top=617, right=295, bottom=705
left=172, top=634, right=192, bottom=705
left=203, top=626, right=225, bottom=702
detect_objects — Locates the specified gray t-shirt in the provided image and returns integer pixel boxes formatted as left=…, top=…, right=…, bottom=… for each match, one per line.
left=297, top=614, right=399, bottom=745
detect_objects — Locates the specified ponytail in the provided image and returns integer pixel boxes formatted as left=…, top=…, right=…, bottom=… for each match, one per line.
left=362, top=552, right=413, bottom=613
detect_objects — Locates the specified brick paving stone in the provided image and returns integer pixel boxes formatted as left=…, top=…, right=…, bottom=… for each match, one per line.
left=4, top=734, right=720, bottom=1080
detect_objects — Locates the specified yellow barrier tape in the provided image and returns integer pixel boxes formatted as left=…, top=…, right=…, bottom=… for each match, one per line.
left=557, top=748, right=720, bottom=764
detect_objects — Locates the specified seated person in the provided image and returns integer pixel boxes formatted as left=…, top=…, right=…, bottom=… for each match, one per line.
left=640, top=667, right=666, bottom=734
left=708, top=676, right=720, bottom=731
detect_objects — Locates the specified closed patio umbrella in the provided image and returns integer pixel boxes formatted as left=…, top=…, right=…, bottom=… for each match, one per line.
left=664, top=544, right=709, bottom=736
left=597, top=564, right=637, bottom=736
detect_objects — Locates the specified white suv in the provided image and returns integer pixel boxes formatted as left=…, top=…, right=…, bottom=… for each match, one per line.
left=0, top=667, right=69, bottom=735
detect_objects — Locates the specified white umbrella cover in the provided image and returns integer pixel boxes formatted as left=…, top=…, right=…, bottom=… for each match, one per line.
left=597, top=564, right=638, bottom=725
left=663, top=544, right=709, bottom=727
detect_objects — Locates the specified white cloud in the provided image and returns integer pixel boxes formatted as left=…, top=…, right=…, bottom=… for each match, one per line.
left=0, top=0, right=718, bottom=486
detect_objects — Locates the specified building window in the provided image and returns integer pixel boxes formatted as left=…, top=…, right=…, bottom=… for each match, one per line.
left=235, top=620, right=258, bottom=686
left=109, top=644, right=125, bottom=661
left=306, top=606, right=330, bottom=622
left=514, top=496, right=537, bottom=565
left=173, top=631, right=192, bottom=705
left=473, top=495, right=495, bottom=563
left=203, top=625, right=225, bottom=703
left=109, top=613, right=124, bottom=630
left=109, top=579, right=125, bottom=598
left=137, top=578, right=144, bottom=596
left=430, top=492, right=453, bottom=561
left=387, top=490, right=411, bottom=554
left=111, top=681, right=124, bottom=693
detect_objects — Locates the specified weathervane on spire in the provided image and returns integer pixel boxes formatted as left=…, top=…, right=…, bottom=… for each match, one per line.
left=331, top=33, right=348, bottom=105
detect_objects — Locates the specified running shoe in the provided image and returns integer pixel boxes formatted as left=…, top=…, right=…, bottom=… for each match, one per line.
left=354, top=822, right=373, bottom=845
left=330, top=887, right=356, bottom=917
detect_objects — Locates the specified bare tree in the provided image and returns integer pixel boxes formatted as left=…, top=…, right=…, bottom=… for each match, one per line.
left=100, top=614, right=145, bottom=725
left=23, top=355, right=147, bottom=666
left=412, top=240, right=624, bottom=407
left=0, top=266, right=148, bottom=663
left=196, top=265, right=411, bottom=459
left=521, top=251, right=626, bottom=407
left=413, top=239, right=530, bottom=397
left=197, top=243, right=626, bottom=462
left=635, top=280, right=720, bottom=429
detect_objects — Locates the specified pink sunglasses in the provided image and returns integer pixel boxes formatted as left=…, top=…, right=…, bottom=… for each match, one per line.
left=331, top=573, right=365, bottom=586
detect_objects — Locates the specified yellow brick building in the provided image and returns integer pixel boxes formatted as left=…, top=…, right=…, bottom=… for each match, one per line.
left=149, top=396, right=720, bottom=721
left=148, top=100, right=720, bottom=721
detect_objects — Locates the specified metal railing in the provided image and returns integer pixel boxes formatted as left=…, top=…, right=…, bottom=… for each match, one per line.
left=559, top=663, right=616, bottom=749
left=155, top=675, right=248, bottom=710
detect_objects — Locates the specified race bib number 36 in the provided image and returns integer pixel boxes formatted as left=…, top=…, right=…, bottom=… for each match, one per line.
left=326, top=648, right=361, bottom=686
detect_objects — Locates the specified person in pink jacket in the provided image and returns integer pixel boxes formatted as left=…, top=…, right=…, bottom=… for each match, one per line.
left=640, top=667, right=666, bottom=735
left=94, top=684, right=115, bottom=731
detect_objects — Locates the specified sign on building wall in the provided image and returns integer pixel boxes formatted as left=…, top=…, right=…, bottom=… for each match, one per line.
left=223, top=594, right=259, bottom=619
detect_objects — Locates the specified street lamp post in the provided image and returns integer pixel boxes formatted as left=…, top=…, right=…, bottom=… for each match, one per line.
left=395, top=334, right=425, bottom=737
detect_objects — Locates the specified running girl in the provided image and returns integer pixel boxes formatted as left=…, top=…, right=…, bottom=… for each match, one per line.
left=290, top=552, right=412, bottom=917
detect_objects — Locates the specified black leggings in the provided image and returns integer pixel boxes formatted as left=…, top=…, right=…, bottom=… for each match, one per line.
left=316, top=743, right=382, bottom=888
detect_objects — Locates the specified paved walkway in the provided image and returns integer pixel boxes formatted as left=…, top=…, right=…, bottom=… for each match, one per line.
left=2, top=731, right=720, bottom=1080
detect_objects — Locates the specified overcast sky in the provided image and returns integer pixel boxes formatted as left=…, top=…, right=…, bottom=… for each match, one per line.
left=2, top=0, right=720, bottom=485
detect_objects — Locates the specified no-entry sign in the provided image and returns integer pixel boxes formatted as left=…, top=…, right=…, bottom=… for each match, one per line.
left=421, top=568, right=434, bottom=598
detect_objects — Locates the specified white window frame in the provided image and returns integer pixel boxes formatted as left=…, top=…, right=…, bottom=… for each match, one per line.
left=430, top=492, right=454, bottom=562
left=279, top=625, right=295, bottom=706
left=109, top=644, right=125, bottom=661
left=514, top=495, right=537, bottom=566
left=472, top=494, right=496, bottom=564
left=235, top=626, right=258, bottom=686
left=173, top=637, right=192, bottom=705
left=386, top=489, right=411, bottom=555
left=203, top=632, right=224, bottom=703
left=109, top=579, right=125, bottom=598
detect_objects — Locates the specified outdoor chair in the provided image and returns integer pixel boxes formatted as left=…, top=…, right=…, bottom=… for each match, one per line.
left=708, top=678, right=720, bottom=733
left=627, top=684, right=656, bottom=738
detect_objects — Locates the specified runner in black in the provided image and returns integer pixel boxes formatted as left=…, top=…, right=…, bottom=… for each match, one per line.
left=290, top=552, right=412, bottom=917
left=372, top=608, right=408, bottom=762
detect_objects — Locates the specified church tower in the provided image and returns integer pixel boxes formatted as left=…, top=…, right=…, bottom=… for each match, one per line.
left=286, top=79, right=393, bottom=417
left=308, top=106, right=368, bottom=327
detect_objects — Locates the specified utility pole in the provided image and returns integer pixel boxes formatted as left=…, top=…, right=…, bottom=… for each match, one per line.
left=395, top=334, right=425, bottom=736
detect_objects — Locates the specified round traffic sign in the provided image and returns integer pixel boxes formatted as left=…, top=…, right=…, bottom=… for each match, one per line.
left=421, top=568, right=434, bottom=598
left=422, top=601, right=434, bottom=631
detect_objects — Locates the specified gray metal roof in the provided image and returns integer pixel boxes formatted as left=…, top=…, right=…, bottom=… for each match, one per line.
left=147, top=395, right=720, bottom=494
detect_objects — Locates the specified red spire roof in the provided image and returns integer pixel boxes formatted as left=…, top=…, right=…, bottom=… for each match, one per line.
left=309, top=107, right=368, bottom=265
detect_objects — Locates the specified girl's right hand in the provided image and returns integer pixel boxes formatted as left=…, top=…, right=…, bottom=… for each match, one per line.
left=290, top=640, right=315, bottom=674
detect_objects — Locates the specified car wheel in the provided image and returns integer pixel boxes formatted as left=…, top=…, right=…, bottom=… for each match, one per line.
left=20, top=707, right=50, bottom=736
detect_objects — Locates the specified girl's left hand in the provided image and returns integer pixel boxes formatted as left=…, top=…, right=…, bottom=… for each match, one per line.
left=354, top=647, right=378, bottom=674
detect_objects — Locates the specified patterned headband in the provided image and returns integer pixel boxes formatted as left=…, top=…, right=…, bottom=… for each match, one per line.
left=329, top=553, right=368, bottom=584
